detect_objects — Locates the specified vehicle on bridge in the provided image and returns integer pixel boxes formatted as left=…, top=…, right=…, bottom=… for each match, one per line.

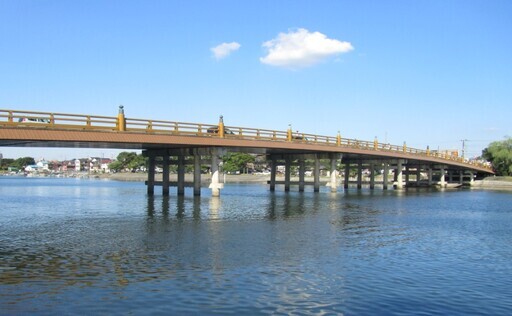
left=207, top=125, right=235, bottom=135
left=18, top=117, right=50, bottom=123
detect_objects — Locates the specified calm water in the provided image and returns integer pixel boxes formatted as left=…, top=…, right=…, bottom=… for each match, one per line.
left=1, top=177, right=512, bottom=315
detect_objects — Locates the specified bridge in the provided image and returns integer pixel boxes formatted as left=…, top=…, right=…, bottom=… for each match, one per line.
left=0, top=107, right=493, bottom=196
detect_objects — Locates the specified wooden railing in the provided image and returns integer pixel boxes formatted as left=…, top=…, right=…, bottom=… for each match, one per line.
left=0, top=109, right=493, bottom=171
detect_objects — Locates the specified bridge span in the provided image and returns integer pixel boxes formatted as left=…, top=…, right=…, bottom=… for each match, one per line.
left=1, top=107, right=493, bottom=196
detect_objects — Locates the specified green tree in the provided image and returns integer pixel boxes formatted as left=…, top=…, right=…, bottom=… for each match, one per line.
left=109, top=152, right=147, bottom=172
left=1, top=158, right=14, bottom=170
left=11, top=157, right=35, bottom=170
left=222, top=153, right=255, bottom=173
left=482, top=137, right=512, bottom=176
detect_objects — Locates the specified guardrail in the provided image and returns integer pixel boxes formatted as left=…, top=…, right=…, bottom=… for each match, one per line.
left=0, top=109, right=492, bottom=171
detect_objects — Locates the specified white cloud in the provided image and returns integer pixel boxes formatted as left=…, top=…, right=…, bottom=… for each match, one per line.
left=260, top=28, right=354, bottom=68
left=211, top=42, right=241, bottom=60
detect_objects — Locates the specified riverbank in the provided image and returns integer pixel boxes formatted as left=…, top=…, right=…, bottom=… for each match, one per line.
left=472, top=176, right=512, bottom=190
left=98, top=173, right=512, bottom=190
left=3, top=171, right=511, bottom=190
left=95, top=172, right=330, bottom=184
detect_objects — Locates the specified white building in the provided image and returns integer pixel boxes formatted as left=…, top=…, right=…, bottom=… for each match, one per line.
left=24, top=165, right=40, bottom=172
left=36, top=160, right=49, bottom=171
left=74, top=159, right=81, bottom=171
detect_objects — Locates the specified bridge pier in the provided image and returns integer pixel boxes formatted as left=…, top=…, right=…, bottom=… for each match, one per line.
left=284, top=157, right=291, bottom=192
left=209, top=149, right=224, bottom=197
left=383, top=163, right=389, bottom=190
left=162, top=155, right=170, bottom=195
left=344, top=163, right=350, bottom=189
left=395, top=159, right=404, bottom=189
left=369, top=163, right=375, bottom=190
left=270, top=157, right=277, bottom=192
left=428, top=167, right=433, bottom=186
left=299, top=159, right=305, bottom=192
left=328, top=155, right=339, bottom=193
left=439, top=166, right=447, bottom=188
left=314, top=155, right=320, bottom=192
left=147, top=151, right=156, bottom=196
left=194, top=153, right=201, bottom=196
left=357, top=161, right=363, bottom=189
left=177, top=155, right=185, bottom=196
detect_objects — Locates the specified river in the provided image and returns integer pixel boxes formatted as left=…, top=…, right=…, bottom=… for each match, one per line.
left=1, top=177, right=511, bottom=315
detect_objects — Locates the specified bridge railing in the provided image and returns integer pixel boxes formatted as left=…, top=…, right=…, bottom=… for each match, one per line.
left=0, top=109, right=492, bottom=171
left=0, top=109, right=118, bottom=129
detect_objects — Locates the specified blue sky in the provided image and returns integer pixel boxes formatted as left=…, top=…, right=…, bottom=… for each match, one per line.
left=1, top=0, right=511, bottom=160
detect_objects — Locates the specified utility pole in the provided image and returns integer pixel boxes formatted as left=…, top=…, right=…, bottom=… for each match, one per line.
left=460, top=139, right=469, bottom=158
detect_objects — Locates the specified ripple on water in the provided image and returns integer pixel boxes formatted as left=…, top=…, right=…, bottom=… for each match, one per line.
left=1, top=179, right=512, bottom=315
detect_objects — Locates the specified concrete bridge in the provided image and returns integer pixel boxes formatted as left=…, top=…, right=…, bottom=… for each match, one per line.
left=0, top=107, right=493, bottom=196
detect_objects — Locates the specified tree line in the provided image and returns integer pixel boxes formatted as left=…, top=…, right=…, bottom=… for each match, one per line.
left=0, top=157, right=36, bottom=171
left=482, top=137, right=512, bottom=176
left=106, top=152, right=256, bottom=174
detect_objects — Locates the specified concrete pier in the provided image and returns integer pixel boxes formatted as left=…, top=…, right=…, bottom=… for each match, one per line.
left=344, top=163, right=350, bottom=189
left=329, top=156, right=338, bottom=193
left=383, top=163, right=389, bottom=190
left=209, top=151, right=224, bottom=197
left=147, top=152, right=156, bottom=195
left=284, top=157, right=291, bottom=192
left=193, top=153, right=201, bottom=196
left=396, top=160, right=404, bottom=189
left=314, top=155, right=320, bottom=192
left=270, top=157, right=277, bottom=192
left=177, top=155, right=185, bottom=196
left=299, top=159, right=305, bottom=192
left=357, top=161, right=363, bottom=190
left=369, top=163, right=375, bottom=190
left=439, top=166, right=447, bottom=188
left=162, top=155, right=170, bottom=195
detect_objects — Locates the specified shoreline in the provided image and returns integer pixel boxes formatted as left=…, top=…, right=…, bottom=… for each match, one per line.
left=3, top=172, right=512, bottom=190
left=94, top=173, right=512, bottom=190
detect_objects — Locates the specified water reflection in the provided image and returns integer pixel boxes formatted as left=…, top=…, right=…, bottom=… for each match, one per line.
left=147, top=195, right=202, bottom=220
left=209, top=196, right=221, bottom=220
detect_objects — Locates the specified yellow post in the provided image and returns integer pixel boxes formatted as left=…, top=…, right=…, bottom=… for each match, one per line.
left=336, top=131, right=341, bottom=146
left=374, top=137, right=378, bottom=150
left=426, top=146, right=430, bottom=156
left=403, top=141, right=407, bottom=153
left=287, top=124, right=292, bottom=141
left=117, top=105, right=126, bottom=132
left=218, top=115, right=225, bottom=138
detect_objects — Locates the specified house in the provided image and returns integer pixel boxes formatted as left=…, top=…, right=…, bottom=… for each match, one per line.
left=36, top=160, right=49, bottom=171
left=74, top=159, right=81, bottom=171
left=24, top=164, right=40, bottom=172
left=89, top=157, right=112, bottom=173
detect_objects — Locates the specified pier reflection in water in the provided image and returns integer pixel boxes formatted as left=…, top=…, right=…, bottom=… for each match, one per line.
left=1, top=178, right=512, bottom=315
